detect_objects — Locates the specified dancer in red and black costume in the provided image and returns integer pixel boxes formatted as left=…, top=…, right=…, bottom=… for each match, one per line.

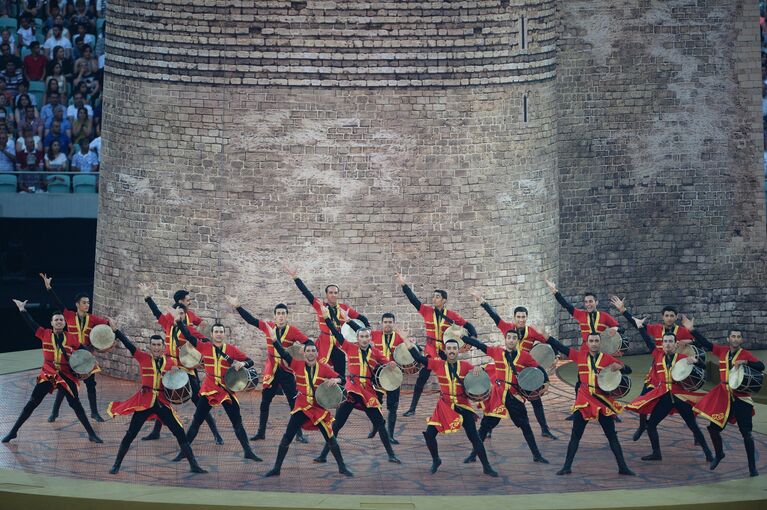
left=313, top=307, right=401, bottom=464
left=547, top=334, right=635, bottom=476
left=683, top=316, right=763, bottom=477
left=470, top=289, right=557, bottom=439
left=612, top=296, right=695, bottom=441
left=105, top=319, right=206, bottom=474
left=396, top=273, right=477, bottom=417
left=138, top=283, right=223, bottom=444
left=226, top=295, right=309, bottom=443
left=2, top=299, right=102, bottom=444
left=286, top=264, right=370, bottom=381
left=170, top=313, right=262, bottom=463
left=40, top=272, right=109, bottom=423
left=364, top=312, right=405, bottom=444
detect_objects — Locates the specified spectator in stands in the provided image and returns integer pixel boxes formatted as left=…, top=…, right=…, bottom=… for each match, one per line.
left=67, top=92, right=92, bottom=122
left=70, top=1, right=95, bottom=34
left=75, top=23, right=95, bottom=51
left=0, top=129, right=15, bottom=173
left=43, top=4, right=60, bottom=34
left=46, top=14, right=71, bottom=40
left=17, top=104, right=43, bottom=140
left=23, top=41, right=46, bottom=82
left=14, top=92, right=34, bottom=120
left=70, top=106, right=91, bottom=147
left=71, top=137, right=97, bottom=173
left=88, top=134, right=100, bottom=158
left=15, top=80, right=37, bottom=107
left=46, top=46, right=72, bottom=84
left=16, top=124, right=40, bottom=152
left=21, top=1, right=43, bottom=21
left=17, top=15, right=36, bottom=49
left=45, top=104, right=70, bottom=137
left=0, top=29, right=17, bottom=56
left=44, top=139, right=68, bottom=171
left=44, top=25, right=71, bottom=60
left=17, top=134, right=43, bottom=191
left=2, top=61, right=24, bottom=96
left=0, top=42, right=21, bottom=70
left=45, top=62, right=65, bottom=95
left=39, top=90, right=61, bottom=126
left=73, top=51, right=98, bottom=96
left=0, top=93, right=13, bottom=130
left=43, top=118, right=70, bottom=154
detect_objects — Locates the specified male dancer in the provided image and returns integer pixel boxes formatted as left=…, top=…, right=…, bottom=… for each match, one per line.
left=286, top=264, right=370, bottom=380
left=171, top=313, right=262, bottom=462
left=3, top=299, right=102, bottom=443
left=365, top=312, right=405, bottom=443
left=469, top=289, right=557, bottom=439
left=40, top=272, right=109, bottom=422
left=173, top=289, right=205, bottom=329
left=139, top=283, right=222, bottom=444
left=264, top=333, right=352, bottom=477
left=404, top=336, right=498, bottom=476
left=547, top=334, right=635, bottom=476
left=684, top=317, right=763, bottom=477
left=460, top=329, right=550, bottom=464
left=106, top=319, right=206, bottom=474
left=612, top=296, right=694, bottom=441
left=313, top=307, right=400, bottom=464
left=396, top=273, right=477, bottom=417
left=226, top=296, right=309, bottom=443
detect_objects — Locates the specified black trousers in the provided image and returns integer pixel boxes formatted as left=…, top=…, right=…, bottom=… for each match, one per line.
left=122, top=403, right=187, bottom=448
left=424, top=406, right=487, bottom=458
left=322, top=393, right=394, bottom=456
left=7, top=377, right=97, bottom=437
left=146, top=370, right=218, bottom=436
left=561, top=411, right=630, bottom=471
left=280, top=411, right=333, bottom=445
left=375, top=388, right=401, bottom=410
left=708, top=397, right=753, bottom=435
left=51, top=372, right=100, bottom=415
left=258, top=366, right=300, bottom=432
left=187, top=396, right=250, bottom=444
left=646, top=393, right=708, bottom=453
left=476, top=393, right=542, bottom=458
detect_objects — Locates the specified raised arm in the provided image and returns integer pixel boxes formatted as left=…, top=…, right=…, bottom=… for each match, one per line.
left=545, top=278, right=575, bottom=315
left=407, top=344, right=429, bottom=366
left=464, top=321, right=478, bottom=338
left=461, top=334, right=488, bottom=354
left=175, top=319, right=199, bottom=347
left=235, top=306, right=260, bottom=328
left=292, top=277, right=316, bottom=305
left=546, top=336, right=571, bottom=357
left=354, top=313, right=371, bottom=328
left=13, top=299, right=40, bottom=332
left=681, top=316, right=713, bottom=352
left=40, top=273, right=67, bottom=311
left=324, top=316, right=344, bottom=346
left=396, top=273, right=422, bottom=310
left=480, top=301, right=503, bottom=326
left=271, top=334, right=292, bottom=365
left=114, top=330, right=137, bottom=356
left=138, top=283, right=163, bottom=319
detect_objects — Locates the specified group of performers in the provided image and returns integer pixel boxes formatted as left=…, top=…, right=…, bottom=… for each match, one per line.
left=1, top=269, right=763, bottom=479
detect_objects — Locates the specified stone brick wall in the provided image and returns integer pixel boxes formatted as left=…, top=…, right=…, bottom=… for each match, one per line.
left=556, top=0, right=767, bottom=349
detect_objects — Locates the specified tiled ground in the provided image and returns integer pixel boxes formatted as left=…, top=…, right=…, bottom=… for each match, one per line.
left=0, top=369, right=763, bottom=496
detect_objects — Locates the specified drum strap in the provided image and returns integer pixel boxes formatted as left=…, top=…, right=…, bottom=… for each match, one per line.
left=588, top=311, right=600, bottom=335
left=52, top=332, right=71, bottom=369
left=306, top=364, right=317, bottom=399
left=75, top=314, right=89, bottom=345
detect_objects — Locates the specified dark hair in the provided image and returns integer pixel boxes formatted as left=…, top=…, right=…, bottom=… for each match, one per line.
left=74, top=35, right=83, bottom=44
left=30, top=41, right=40, bottom=49
left=172, top=302, right=187, bottom=311
left=381, top=312, right=396, bottom=321
left=19, top=79, right=29, bottom=89
left=662, top=332, right=677, bottom=340
left=434, top=289, right=448, bottom=300
left=274, top=303, right=289, bottom=314
left=303, top=339, right=316, bottom=349
left=661, top=306, right=678, bottom=315
left=583, top=292, right=598, bottom=301
left=51, top=310, right=64, bottom=317
left=325, top=284, right=339, bottom=294
left=727, top=327, right=743, bottom=336
left=74, top=292, right=89, bottom=303
left=46, top=139, right=60, bottom=160
left=149, top=334, right=164, bottom=343
left=211, top=322, right=225, bottom=332
left=173, top=290, right=189, bottom=303
left=513, top=306, right=528, bottom=315
left=444, top=338, right=459, bottom=346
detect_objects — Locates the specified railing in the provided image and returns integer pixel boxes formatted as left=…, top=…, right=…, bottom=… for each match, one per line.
left=0, top=171, right=100, bottom=194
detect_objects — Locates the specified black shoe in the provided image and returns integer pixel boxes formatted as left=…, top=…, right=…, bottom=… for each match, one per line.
left=214, top=435, right=224, bottom=445
left=47, top=413, right=58, bottom=423
left=250, top=432, right=265, bottom=441
left=641, top=453, right=662, bottom=461
left=142, top=432, right=160, bottom=441
left=541, top=430, right=558, bottom=440
left=91, top=412, right=105, bottom=423
left=172, top=451, right=185, bottom=462
left=533, top=455, right=549, bottom=464
left=389, top=437, right=400, bottom=445
left=556, top=467, right=571, bottom=475
left=89, top=434, right=103, bottom=444
left=565, top=414, right=575, bottom=422
left=632, top=425, right=646, bottom=442
left=190, top=465, right=208, bottom=474
left=619, top=468, right=636, bottom=476
left=244, top=450, right=262, bottom=462
left=109, top=464, right=120, bottom=474
left=264, top=468, right=281, bottom=477
left=367, top=426, right=377, bottom=439
left=483, top=466, right=498, bottom=477
left=485, top=430, right=492, bottom=439
left=430, top=458, right=442, bottom=474
left=338, top=466, right=354, bottom=477
left=750, top=469, right=759, bottom=477
left=463, top=451, right=477, bottom=463
left=403, top=409, right=416, bottom=417
left=388, top=454, right=401, bottom=464
left=1, top=432, right=17, bottom=443
left=710, top=455, right=725, bottom=470
left=313, top=455, right=328, bottom=464
left=296, top=433, right=308, bottom=444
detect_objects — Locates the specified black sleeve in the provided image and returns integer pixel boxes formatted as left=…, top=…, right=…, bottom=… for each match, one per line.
left=461, top=335, right=487, bottom=353
left=464, top=321, right=478, bottom=338
left=638, top=327, right=656, bottom=353
left=546, top=337, right=570, bottom=357
left=748, top=360, right=765, bottom=372
left=622, top=309, right=637, bottom=330
left=114, top=330, right=136, bottom=356
left=408, top=346, right=429, bottom=366
left=293, top=277, right=316, bottom=305
left=325, top=317, right=344, bottom=346
left=175, top=321, right=199, bottom=347
left=692, top=356, right=706, bottom=369
left=19, top=310, right=40, bottom=332
left=271, top=337, right=292, bottom=365
left=346, top=320, right=361, bottom=332
left=241, top=357, right=255, bottom=369
left=47, top=288, right=67, bottom=312
left=691, top=330, right=713, bottom=352
left=235, top=306, right=260, bottom=328
left=144, top=296, right=162, bottom=320
left=480, top=301, right=503, bottom=326
left=537, top=365, right=550, bottom=383
left=401, top=284, right=422, bottom=311
left=554, top=291, right=576, bottom=316
left=355, top=314, right=370, bottom=328
left=620, top=364, right=633, bottom=375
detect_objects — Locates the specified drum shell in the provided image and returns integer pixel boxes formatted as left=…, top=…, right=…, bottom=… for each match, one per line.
left=224, top=366, right=260, bottom=392
left=69, top=349, right=96, bottom=379
left=517, top=367, right=546, bottom=400
left=393, top=344, right=423, bottom=375
left=162, top=370, right=192, bottom=404
left=728, top=365, right=764, bottom=394
left=462, top=370, right=491, bottom=402
left=373, top=364, right=403, bottom=392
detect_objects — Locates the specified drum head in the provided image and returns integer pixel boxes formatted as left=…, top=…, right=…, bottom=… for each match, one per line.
left=463, top=370, right=491, bottom=395
left=179, top=343, right=202, bottom=368
left=518, top=367, right=545, bottom=391
left=671, top=357, right=694, bottom=382
left=69, top=349, right=96, bottom=375
left=286, top=342, right=305, bottom=360
left=597, top=368, right=622, bottom=392
left=530, top=344, right=556, bottom=373
left=393, top=343, right=415, bottom=366
left=315, top=382, right=343, bottom=409
left=728, top=365, right=745, bottom=391
left=678, top=344, right=703, bottom=363
left=89, top=324, right=115, bottom=351
left=378, top=364, right=403, bottom=391
left=162, top=369, right=190, bottom=390
left=224, top=367, right=249, bottom=392
left=599, top=329, right=621, bottom=354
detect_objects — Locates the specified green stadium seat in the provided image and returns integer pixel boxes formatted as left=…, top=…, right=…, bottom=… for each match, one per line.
left=46, top=174, right=70, bottom=193
left=0, top=173, right=17, bottom=192
left=0, top=18, right=18, bottom=32
left=73, top=174, right=97, bottom=193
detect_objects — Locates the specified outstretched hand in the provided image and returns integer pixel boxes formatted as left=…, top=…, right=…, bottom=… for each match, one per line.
left=609, top=295, right=626, bottom=313
left=282, top=263, right=298, bottom=279
left=224, top=295, right=239, bottom=309
left=544, top=278, right=557, bottom=294
left=468, top=289, right=484, bottom=304
left=631, top=316, right=647, bottom=329
left=138, top=282, right=151, bottom=298
left=39, top=273, right=52, bottom=290
left=395, top=272, right=406, bottom=287
left=681, top=315, right=694, bottom=331
left=12, top=299, right=27, bottom=311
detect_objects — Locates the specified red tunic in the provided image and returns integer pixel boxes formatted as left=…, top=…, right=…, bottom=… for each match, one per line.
left=494, top=322, right=548, bottom=352
left=288, top=358, right=339, bottom=435
left=197, top=342, right=250, bottom=407
left=62, top=310, right=109, bottom=376
left=257, top=322, right=308, bottom=389
left=694, top=345, right=759, bottom=428
left=568, top=349, right=624, bottom=420
left=339, top=342, right=388, bottom=410
left=626, top=351, right=701, bottom=415
left=107, top=350, right=180, bottom=425
left=309, top=298, right=362, bottom=364
left=371, top=330, right=405, bottom=361
left=641, top=324, right=694, bottom=386
left=424, top=358, right=476, bottom=434
left=156, top=312, right=204, bottom=374
left=570, top=309, right=619, bottom=343
left=481, top=347, right=540, bottom=418
left=186, top=309, right=204, bottom=327
left=34, top=327, right=80, bottom=395
left=417, top=304, right=470, bottom=358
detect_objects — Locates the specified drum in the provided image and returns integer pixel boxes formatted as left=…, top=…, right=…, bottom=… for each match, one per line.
left=89, top=324, right=115, bottom=352
left=443, top=324, right=471, bottom=352
left=224, top=366, right=260, bottom=392
left=462, top=369, right=491, bottom=402
left=162, top=370, right=192, bottom=404
left=599, top=329, right=629, bottom=355
left=393, top=343, right=422, bottom=375
left=373, top=364, right=403, bottom=392
left=517, top=367, right=546, bottom=400
left=315, top=382, right=344, bottom=409
left=69, top=349, right=96, bottom=379
left=597, top=369, right=631, bottom=398
left=286, top=341, right=305, bottom=360
left=529, top=343, right=556, bottom=374
left=728, top=365, right=764, bottom=394
left=678, top=344, right=706, bottom=365
left=178, top=342, right=202, bottom=369
left=341, top=319, right=366, bottom=343
left=671, top=357, right=705, bottom=392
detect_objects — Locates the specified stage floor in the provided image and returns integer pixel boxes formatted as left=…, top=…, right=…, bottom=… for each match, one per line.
left=0, top=364, right=764, bottom=498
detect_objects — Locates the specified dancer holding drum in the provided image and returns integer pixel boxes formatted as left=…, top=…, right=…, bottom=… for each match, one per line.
left=396, top=273, right=478, bottom=417
left=39, top=273, right=110, bottom=423
left=170, top=312, right=262, bottom=463
left=226, top=296, right=309, bottom=443
left=264, top=330, right=352, bottom=478
left=138, top=283, right=223, bottom=444
left=105, top=318, right=206, bottom=474
left=365, top=312, right=406, bottom=443
left=547, top=334, right=635, bottom=476
left=3, top=299, right=103, bottom=444
left=402, top=336, right=498, bottom=477
left=460, top=329, right=550, bottom=465
left=684, top=317, right=764, bottom=477
left=617, top=309, right=712, bottom=463
left=469, top=289, right=558, bottom=439
left=313, top=307, right=401, bottom=464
